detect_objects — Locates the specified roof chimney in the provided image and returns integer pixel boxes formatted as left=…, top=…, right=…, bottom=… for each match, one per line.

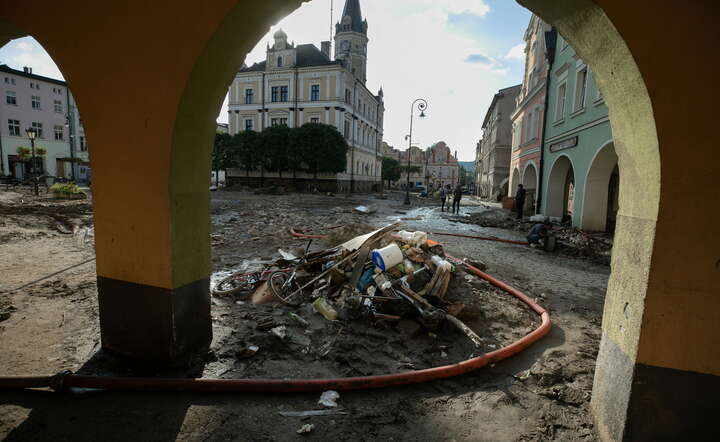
left=23, top=66, right=32, bottom=74
left=321, top=41, right=331, bottom=58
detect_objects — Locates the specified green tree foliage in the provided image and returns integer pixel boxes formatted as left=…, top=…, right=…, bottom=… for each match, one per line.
left=458, top=166, right=470, bottom=186
left=292, top=123, right=348, bottom=185
left=260, top=125, right=291, bottom=177
left=232, top=130, right=261, bottom=174
left=382, top=156, right=401, bottom=186
left=212, top=133, right=233, bottom=174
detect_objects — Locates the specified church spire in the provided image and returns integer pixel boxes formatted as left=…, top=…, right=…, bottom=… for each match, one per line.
left=337, top=0, right=367, bottom=35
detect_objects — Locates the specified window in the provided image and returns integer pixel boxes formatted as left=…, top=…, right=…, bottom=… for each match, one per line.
left=280, top=117, right=288, bottom=126
left=6, top=90, right=16, bottom=105
left=555, top=82, right=567, bottom=121
left=31, top=95, right=41, bottom=109
left=311, top=84, right=320, bottom=101
left=345, top=89, right=351, bottom=104
left=245, top=119, right=253, bottom=131
left=270, top=118, right=288, bottom=127
left=80, top=136, right=87, bottom=151
left=54, top=125, right=64, bottom=140
left=271, top=86, right=279, bottom=102
left=54, top=99, right=63, bottom=113
left=31, top=122, right=43, bottom=138
left=53, top=87, right=56, bottom=93
left=277, top=56, right=283, bottom=68
left=57, top=87, right=62, bottom=94
left=244, top=89, right=253, bottom=104
left=3, top=77, right=7, bottom=84
left=8, top=119, right=20, bottom=136
left=344, top=120, right=351, bottom=139
left=574, top=67, right=588, bottom=111
left=280, top=86, right=288, bottom=102
left=310, top=117, right=320, bottom=123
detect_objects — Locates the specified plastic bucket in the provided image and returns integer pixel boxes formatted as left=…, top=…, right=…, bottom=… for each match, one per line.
left=371, top=243, right=404, bottom=271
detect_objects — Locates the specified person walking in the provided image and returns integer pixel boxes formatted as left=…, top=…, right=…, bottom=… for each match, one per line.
left=452, top=184, right=463, bottom=214
left=515, top=184, right=526, bottom=220
left=439, top=186, right=447, bottom=212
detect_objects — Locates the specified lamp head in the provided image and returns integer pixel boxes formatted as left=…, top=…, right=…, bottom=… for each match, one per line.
left=419, top=111, right=426, bottom=119
left=26, top=128, right=37, bottom=140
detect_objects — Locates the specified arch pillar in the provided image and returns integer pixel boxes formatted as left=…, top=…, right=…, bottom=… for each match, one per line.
left=523, top=0, right=720, bottom=440
left=0, top=0, right=304, bottom=365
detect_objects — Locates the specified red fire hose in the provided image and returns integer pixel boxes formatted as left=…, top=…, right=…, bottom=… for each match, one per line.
left=0, top=229, right=550, bottom=393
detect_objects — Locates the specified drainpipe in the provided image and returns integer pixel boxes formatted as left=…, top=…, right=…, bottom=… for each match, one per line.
left=536, top=28, right=557, bottom=215
left=66, top=88, right=76, bottom=182
left=350, top=80, right=357, bottom=193
left=0, top=126, right=4, bottom=175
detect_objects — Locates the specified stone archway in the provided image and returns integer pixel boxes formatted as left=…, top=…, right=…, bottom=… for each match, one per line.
left=510, top=167, right=521, bottom=197
left=3, top=1, right=719, bottom=441
left=581, top=141, right=618, bottom=231
left=522, top=162, right=538, bottom=215
left=545, top=155, right=575, bottom=220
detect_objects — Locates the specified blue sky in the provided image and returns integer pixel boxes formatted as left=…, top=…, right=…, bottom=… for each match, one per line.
left=0, top=0, right=531, bottom=161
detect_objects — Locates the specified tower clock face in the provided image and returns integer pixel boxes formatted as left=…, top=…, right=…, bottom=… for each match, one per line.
left=341, top=40, right=350, bottom=51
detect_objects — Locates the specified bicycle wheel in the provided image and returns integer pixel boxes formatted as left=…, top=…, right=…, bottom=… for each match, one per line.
left=212, top=272, right=259, bottom=297
left=269, top=271, right=300, bottom=305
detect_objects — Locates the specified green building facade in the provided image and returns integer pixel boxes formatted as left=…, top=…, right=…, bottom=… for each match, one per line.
left=540, top=34, right=617, bottom=232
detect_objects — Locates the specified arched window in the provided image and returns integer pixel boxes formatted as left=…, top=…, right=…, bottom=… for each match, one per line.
left=277, top=56, right=283, bottom=67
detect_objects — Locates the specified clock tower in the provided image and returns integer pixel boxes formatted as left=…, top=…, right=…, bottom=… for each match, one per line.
left=334, top=0, right=368, bottom=84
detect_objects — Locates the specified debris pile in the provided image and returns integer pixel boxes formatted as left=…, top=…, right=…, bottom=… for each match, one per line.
left=455, top=208, right=613, bottom=265
left=209, top=224, right=539, bottom=379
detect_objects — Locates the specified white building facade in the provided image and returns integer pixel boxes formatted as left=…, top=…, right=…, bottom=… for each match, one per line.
left=0, top=64, right=89, bottom=183
left=227, top=0, right=384, bottom=192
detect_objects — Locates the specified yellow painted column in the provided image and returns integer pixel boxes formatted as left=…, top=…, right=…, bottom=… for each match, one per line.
left=0, top=0, right=303, bottom=365
left=523, top=0, right=720, bottom=440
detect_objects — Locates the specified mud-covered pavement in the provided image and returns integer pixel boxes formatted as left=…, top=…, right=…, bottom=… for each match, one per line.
left=0, top=188, right=608, bottom=441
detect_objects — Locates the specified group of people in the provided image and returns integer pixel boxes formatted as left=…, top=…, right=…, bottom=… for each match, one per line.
left=438, top=184, right=463, bottom=214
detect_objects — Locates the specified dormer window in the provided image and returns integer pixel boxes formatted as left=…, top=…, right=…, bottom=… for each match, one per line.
left=277, top=56, right=283, bottom=68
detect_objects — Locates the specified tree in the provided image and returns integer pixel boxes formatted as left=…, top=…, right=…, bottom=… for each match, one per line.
left=231, top=130, right=262, bottom=177
left=381, top=156, right=401, bottom=188
left=260, top=125, right=291, bottom=178
left=211, top=133, right=233, bottom=187
left=291, top=123, right=348, bottom=189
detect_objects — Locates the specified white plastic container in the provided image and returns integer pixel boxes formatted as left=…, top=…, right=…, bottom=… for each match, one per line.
left=371, top=243, right=404, bottom=271
left=395, top=230, right=428, bottom=246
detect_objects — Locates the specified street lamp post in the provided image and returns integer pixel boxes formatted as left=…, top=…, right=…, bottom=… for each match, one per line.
left=25, top=128, right=39, bottom=196
left=404, top=98, right=428, bottom=205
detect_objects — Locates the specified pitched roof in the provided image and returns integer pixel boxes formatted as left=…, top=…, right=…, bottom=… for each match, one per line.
left=0, top=64, right=66, bottom=86
left=240, top=44, right=342, bottom=73
left=481, top=84, right=521, bottom=128
left=341, top=0, right=366, bottom=34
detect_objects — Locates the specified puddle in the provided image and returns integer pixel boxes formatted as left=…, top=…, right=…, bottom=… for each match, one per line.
left=373, top=206, right=526, bottom=242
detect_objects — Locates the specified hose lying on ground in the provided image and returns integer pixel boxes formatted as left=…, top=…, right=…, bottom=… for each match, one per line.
left=0, top=229, right=550, bottom=393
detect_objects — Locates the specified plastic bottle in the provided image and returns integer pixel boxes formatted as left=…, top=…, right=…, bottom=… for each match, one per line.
left=313, top=297, right=338, bottom=321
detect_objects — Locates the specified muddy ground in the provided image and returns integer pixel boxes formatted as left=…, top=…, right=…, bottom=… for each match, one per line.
left=0, top=188, right=608, bottom=441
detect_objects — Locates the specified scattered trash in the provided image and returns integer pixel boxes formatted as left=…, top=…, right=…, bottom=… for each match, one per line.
left=353, top=205, right=376, bottom=214
left=313, top=297, right=338, bottom=321
left=279, top=410, right=348, bottom=417
left=318, top=390, right=340, bottom=408
left=296, top=424, right=315, bottom=434
left=238, top=345, right=259, bottom=358
left=270, top=325, right=287, bottom=339
left=288, top=312, right=309, bottom=327
left=371, top=243, right=404, bottom=271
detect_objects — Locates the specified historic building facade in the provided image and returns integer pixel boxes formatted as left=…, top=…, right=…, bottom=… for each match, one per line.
left=509, top=15, right=552, bottom=214
left=425, top=141, right=459, bottom=189
left=539, top=35, right=615, bottom=231
left=475, top=84, right=521, bottom=200
left=227, top=0, right=384, bottom=192
left=0, top=64, right=89, bottom=182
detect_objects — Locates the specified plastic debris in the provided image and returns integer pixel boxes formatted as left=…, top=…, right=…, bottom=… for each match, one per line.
left=313, top=297, right=338, bottom=321
left=279, top=410, right=348, bottom=417
left=270, top=325, right=287, bottom=339
left=318, top=390, right=340, bottom=408
left=296, top=424, right=315, bottom=435
left=288, top=312, right=309, bottom=327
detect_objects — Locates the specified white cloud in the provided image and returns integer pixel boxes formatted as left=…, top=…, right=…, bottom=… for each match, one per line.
left=505, top=43, right=525, bottom=60
left=10, top=50, right=64, bottom=80
left=16, top=41, right=34, bottom=52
